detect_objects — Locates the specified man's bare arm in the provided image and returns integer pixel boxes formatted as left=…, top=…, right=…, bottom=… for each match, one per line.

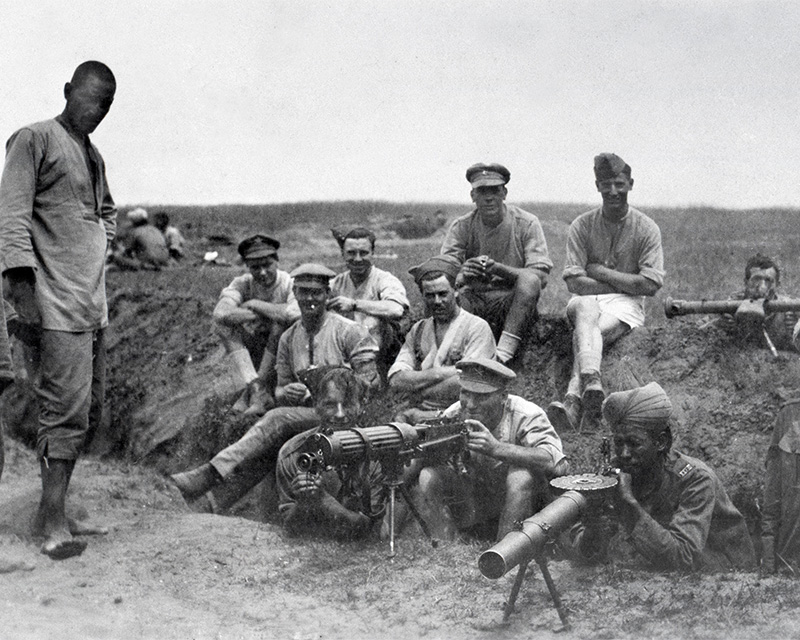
left=327, top=297, right=404, bottom=319
left=242, top=299, right=300, bottom=324
left=567, top=264, right=660, bottom=297
left=389, top=366, right=458, bottom=392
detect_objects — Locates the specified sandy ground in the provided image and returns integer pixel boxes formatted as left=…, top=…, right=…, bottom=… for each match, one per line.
left=2, top=433, right=799, bottom=640
left=3, top=236, right=800, bottom=639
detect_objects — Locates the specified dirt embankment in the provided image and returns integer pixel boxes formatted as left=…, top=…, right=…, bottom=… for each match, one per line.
left=3, top=284, right=800, bottom=639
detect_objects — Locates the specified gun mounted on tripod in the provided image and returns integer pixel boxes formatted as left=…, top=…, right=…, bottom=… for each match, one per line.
left=477, top=438, right=620, bottom=631
left=297, top=416, right=471, bottom=556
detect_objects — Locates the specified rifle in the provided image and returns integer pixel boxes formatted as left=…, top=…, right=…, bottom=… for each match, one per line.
left=297, top=416, right=470, bottom=556
left=477, top=438, right=619, bottom=631
left=664, top=296, right=800, bottom=356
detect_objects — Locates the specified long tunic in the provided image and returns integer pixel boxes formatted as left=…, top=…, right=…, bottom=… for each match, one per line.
left=762, top=399, right=800, bottom=572
left=572, top=451, right=755, bottom=571
left=0, top=118, right=116, bottom=331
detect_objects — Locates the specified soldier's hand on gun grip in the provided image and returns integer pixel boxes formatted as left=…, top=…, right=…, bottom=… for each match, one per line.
left=283, top=382, right=310, bottom=403
left=615, top=470, right=637, bottom=506
left=718, top=313, right=736, bottom=332
left=465, top=419, right=498, bottom=456
left=291, top=472, right=322, bottom=499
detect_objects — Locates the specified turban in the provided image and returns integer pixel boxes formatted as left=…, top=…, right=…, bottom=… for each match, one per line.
left=602, top=382, right=672, bottom=433
left=408, top=255, right=461, bottom=285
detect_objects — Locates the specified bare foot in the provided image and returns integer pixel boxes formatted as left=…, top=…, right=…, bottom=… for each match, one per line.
left=41, top=529, right=87, bottom=560
left=67, top=517, right=109, bottom=536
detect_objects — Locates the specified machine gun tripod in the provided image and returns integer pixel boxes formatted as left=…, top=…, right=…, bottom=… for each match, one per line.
left=297, top=417, right=471, bottom=557
left=478, top=471, right=618, bottom=632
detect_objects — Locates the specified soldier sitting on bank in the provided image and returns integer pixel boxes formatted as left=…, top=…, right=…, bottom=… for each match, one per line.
left=328, top=227, right=409, bottom=379
left=387, top=255, right=496, bottom=424
left=212, top=234, right=300, bottom=417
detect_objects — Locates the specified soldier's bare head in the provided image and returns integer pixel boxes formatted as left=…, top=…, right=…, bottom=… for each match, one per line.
left=62, top=61, right=116, bottom=137
left=744, top=253, right=779, bottom=299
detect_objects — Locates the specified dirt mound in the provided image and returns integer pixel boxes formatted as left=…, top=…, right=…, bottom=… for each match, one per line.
left=4, top=280, right=800, bottom=638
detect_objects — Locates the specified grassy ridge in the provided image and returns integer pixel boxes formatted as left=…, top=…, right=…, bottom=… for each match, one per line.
left=122, top=201, right=800, bottom=320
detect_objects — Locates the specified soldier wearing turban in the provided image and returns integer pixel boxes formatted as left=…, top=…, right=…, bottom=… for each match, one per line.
left=571, top=382, right=755, bottom=572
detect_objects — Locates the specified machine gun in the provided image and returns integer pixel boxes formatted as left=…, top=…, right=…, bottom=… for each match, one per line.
left=297, top=417, right=470, bottom=556
left=477, top=438, right=619, bottom=631
left=665, top=296, right=800, bottom=356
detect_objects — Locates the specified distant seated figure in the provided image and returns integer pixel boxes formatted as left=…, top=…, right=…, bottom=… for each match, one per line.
left=440, top=163, right=553, bottom=363
left=762, top=398, right=800, bottom=574
left=570, top=382, right=756, bottom=572
left=110, top=207, right=170, bottom=270
left=152, top=211, right=186, bottom=260
left=407, top=358, right=568, bottom=542
left=328, top=227, right=409, bottom=379
left=387, top=255, right=495, bottom=423
left=212, top=234, right=300, bottom=417
left=719, top=253, right=800, bottom=352
left=276, top=367, right=385, bottom=540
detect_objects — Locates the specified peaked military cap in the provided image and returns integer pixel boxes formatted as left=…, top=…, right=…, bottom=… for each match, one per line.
left=238, top=234, right=280, bottom=260
left=594, top=153, right=632, bottom=180
left=290, top=263, right=336, bottom=288
left=466, top=163, right=511, bottom=188
left=456, top=357, right=516, bottom=393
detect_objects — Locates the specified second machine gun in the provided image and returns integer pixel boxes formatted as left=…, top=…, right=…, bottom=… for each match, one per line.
left=297, top=417, right=470, bottom=556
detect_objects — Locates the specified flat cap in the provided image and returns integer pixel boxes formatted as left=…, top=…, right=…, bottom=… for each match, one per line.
left=238, top=234, right=280, bottom=260
left=290, top=263, right=336, bottom=288
left=466, top=163, right=510, bottom=188
left=594, top=153, right=631, bottom=180
left=456, top=357, right=516, bottom=393
left=408, top=255, right=461, bottom=285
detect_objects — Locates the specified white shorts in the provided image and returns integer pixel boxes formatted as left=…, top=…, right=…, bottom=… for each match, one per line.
left=566, top=293, right=646, bottom=329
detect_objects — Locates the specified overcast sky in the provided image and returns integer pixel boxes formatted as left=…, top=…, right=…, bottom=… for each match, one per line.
left=2, top=1, right=799, bottom=209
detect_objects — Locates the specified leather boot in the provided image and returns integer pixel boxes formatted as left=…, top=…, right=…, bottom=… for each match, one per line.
left=580, top=372, right=605, bottom=432
left=243, top=380, right=275, bottom=418
left=170, top=463, right=222, bottom=501
left=547, top=394, right=581, bottom=431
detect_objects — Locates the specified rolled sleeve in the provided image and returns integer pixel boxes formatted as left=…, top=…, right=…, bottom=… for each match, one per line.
left=517, top=413, right=565, bottom=467
left=521, top=218, right=553, bottom=273
left=386, top=334, right=417, bottom=379
left=636, top=224, right=665, bottom=288
left=440, top=218, right=468, bottom=264
left=562, top=222, right=589, bottom=281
